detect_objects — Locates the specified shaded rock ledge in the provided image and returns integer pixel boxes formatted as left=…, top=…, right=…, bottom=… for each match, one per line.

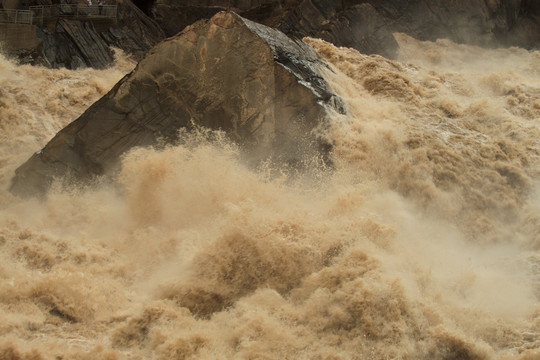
left=10, top=11, right=344, bottom=197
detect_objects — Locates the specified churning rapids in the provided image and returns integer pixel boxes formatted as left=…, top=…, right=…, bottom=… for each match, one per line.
left=0, top=35, right=539, bottom=359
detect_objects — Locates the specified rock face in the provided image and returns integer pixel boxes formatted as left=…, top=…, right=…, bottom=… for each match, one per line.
left=38, top=19, right=115, bottom=69
left=365, top=0, right=540, bottom=49
left=150, top=0, right=540, bottom=58
left=151, top=0, right=303, bottom=38
left=23, top=0, right=165, bottom=68
left=17, top=0, right=539, bottom=68
left=279, top=1, right=399, bottom=59
left=102, top=0, right=166, bottom=61
left=10, top=11, right=343, bottom=197
left=151, top=0, right=399, bottom=57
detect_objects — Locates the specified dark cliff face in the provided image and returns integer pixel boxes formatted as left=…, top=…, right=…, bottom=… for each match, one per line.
left=149, top=0, right=540, bottom=58
left=150, top=0, right=400, bottom=57
left=380, top=0, right=539, bottom=49
left=15, top=0, right=539, bottom=68
left=25, top=0, right=165, bottom=69
left=151, top=0, right=304, bottom=36
left=278, top=1, right=400, bottom=59
left=10, top=12, right=343, bottom=197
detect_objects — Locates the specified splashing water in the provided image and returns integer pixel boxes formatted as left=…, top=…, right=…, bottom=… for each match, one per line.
left=0, top=49, right=135, bottom=195
left=1, top=35, right=540, bottom=359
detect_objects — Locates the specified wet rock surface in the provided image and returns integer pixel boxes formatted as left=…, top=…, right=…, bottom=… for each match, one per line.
left=10, top=11, right=343, bottom=197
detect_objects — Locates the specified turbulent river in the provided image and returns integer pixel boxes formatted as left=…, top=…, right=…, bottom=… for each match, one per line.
left=0, top=35, right=539, bottom=359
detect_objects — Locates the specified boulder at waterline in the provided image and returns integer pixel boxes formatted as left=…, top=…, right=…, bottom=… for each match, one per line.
left=10, top=11, right=343, bottom=197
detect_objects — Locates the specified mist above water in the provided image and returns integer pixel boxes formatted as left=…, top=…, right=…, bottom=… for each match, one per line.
left=1, top=35, right=540, bottom=359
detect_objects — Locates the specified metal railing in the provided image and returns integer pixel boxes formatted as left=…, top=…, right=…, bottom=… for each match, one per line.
left=0, top=9, right=33, bottom=24
left=29, top=4, right=117, bottom=22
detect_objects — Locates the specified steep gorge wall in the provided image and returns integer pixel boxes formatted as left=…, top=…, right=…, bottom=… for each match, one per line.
left=16, top=0, right=165, bottom=68
left=151, top=0, right=540, bottom=58
left=8, top=0, right=538, bottom=68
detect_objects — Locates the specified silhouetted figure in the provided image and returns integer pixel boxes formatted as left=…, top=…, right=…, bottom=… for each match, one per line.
left=98, top=0, right=103, bottom=15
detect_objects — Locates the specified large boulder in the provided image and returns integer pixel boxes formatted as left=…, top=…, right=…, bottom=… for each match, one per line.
left=10, top=11, right=343, bottom=197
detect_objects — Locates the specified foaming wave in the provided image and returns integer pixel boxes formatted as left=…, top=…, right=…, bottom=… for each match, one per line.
left=0, top=132, right=536, bottom=359
left=0, top=48, right=136, bottom=194
left=1, top=36, right=540, bottom=359
left=305, top=36, right=540, bottom=246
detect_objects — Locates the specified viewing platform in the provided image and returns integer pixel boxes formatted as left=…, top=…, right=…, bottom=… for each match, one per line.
left=0, top=4, right=117, bottom=25
left=0, top=3, right=117, bottom=52
left=0, top=9, right=36, bottom=50
left=29, top=4, right=117, bottom=24
left=0, top=8, right=32, bottom=24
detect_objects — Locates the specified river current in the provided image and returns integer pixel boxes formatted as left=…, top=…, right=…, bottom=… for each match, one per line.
left=0, top=35, right=539, bottom=359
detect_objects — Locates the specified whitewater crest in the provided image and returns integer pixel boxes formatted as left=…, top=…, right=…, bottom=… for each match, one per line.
left=1, top=34, right=540, bottom=359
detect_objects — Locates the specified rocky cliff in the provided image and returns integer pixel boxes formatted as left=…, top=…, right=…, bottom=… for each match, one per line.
left=14, top=0, right=539, bottom=68
left=150, top=0, right=540, bottom=58
left=19, top=0, right=165, bottom=68
left=150, top=0, right=399, bottom=57
left=10, top=11, right=343, bottom=196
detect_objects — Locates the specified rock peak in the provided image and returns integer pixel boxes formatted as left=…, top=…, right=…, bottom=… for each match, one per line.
left=10, top=11, right=343, bottom=197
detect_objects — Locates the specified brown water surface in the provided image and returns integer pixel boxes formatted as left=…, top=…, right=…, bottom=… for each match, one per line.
left=1, top=37, right=539, bottom=359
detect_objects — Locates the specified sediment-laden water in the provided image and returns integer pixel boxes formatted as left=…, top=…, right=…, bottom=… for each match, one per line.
left=0, top=36, right=539, bottom=359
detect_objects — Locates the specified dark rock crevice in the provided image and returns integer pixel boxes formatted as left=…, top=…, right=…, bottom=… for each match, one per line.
left=130, top=0, right=155, bottom=16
